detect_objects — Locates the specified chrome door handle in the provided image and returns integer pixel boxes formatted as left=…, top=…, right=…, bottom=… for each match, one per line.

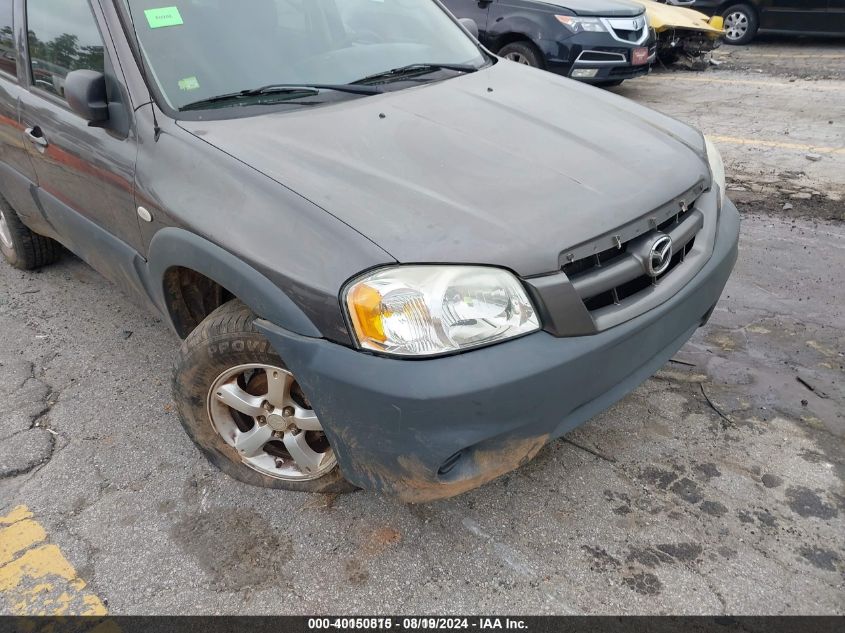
left=24, top=127, right=48, bottom=149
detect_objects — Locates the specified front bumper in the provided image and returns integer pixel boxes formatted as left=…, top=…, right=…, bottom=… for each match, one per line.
left=539, top=31, right=656, bottom=83
left=257, top=201, right=740, bottom=503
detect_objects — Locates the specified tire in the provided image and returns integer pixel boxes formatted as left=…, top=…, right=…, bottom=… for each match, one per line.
left=0, top=196, right=61, bottom=270
left=173, top=299, right=356, bottom=494
left=722, top=4, right=758, bottom=45
left=498, top=41, right=543, bottom=69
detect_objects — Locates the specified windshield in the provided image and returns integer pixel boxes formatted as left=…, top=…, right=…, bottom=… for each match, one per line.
left=122, top=0, right=486, bottom=111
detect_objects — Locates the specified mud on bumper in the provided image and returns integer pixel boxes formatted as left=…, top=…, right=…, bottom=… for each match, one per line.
left=257, top=202, right=740, bottom=503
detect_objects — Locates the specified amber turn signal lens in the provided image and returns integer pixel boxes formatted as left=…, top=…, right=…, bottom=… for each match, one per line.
left=347, top=283, right=387, bottom=344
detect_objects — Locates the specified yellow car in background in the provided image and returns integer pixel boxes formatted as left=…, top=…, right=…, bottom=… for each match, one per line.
left=637, top=0, right=725, bottom=64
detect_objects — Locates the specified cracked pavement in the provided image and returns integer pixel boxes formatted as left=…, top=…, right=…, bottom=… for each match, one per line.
left=0, top=359, right=55, bottom=479
left=1, top=38, right=844, bottom=614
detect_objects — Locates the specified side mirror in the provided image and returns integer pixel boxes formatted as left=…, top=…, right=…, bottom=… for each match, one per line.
left=459, top=18, right=479, bottom=39
left=65, top=70, right=109, bottom=125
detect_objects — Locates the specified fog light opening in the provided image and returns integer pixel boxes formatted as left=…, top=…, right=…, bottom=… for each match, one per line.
left=571, top=68, right=599, bottom=79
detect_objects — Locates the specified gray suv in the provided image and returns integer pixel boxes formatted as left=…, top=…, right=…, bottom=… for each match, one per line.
left=0, top=0, right=739, bottom=502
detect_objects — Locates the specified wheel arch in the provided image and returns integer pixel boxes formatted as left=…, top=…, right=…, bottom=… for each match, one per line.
left=495, top=32, right=534, bottom=51
left=720, top=1, right=759, bottom=19
left=495, top=35, right=547, bottom=69
left=487, top=12, right=545, bottom=52
left=148, top=227, right=321, bottom=339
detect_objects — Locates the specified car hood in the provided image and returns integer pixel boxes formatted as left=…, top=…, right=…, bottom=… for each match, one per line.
left=179, top=61, right=709, bottom=277
left=536, top=0, right=645, bottom=17
left=637, top=0, right=724, bottom=34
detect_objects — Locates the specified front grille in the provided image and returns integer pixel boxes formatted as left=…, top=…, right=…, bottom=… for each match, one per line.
left=604, top=16, right=648, bottom=44
left=564, top=203, right=703, bottom=314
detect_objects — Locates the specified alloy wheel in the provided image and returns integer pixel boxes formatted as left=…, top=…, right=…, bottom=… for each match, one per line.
left=0, top=208, right=13, bottom=250
left=504, top=52, right=532, bottom=65
left=724, top=11, right=749, bottom=42
left=207, top=363, right=336, bottom=480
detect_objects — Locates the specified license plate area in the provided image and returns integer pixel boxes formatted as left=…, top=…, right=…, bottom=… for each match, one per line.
left=632, top=47, right=649, bottom=65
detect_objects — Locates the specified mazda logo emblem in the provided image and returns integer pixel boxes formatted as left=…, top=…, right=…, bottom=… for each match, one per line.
left=647, top=235, right=673, bottom=277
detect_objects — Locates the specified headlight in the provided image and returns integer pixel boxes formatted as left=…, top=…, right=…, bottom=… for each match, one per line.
left=704, top=136, right=726, bottom=212
left=344, top=266, right=540, bottom=357
left=555, top=15, right=607, bottom=33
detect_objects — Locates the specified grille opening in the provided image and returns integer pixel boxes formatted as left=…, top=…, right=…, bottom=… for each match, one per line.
left=584, top=290, right=616, bottom=312
left=658, top=211, right=686, bottom=232
left=574, top=235, right=698, bottom=312
left=613, top=28, right=643, bottom=42
left=564, top=207, right=692, bottom=280
left=563, top=245, right=628, bottom=278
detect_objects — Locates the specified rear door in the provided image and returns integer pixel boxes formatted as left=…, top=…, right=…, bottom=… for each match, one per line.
left=0, top=0, right=43, bottom=231
left=762, top=0, right=831, bottom=32
left=17, top=0, right=144, bottom=270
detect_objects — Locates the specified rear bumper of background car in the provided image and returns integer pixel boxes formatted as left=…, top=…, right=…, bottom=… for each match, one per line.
left=257, top=201, right=740, bottom=503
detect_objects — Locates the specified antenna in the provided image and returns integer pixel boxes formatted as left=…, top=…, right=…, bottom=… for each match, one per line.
left=125, top=3, right=162, bottom=141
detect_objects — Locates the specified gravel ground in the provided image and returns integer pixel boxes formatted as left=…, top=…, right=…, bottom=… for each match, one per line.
left=1, top=39, right=844, bottom=615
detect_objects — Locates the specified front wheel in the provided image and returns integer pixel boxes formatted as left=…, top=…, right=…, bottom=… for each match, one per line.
left=722, top=4, right=758, bottom=45
left=498, top=41, right=543, bottom=68
left=172, top=300, right=355, bottom=493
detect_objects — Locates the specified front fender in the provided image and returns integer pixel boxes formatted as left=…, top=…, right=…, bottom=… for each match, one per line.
left=486, top=14, right=550, bottom=51
left=147, top=227, right=321, bottom=338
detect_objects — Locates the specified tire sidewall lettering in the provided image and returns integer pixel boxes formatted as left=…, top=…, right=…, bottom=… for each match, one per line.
left=208, top=338, right=268, bottom=357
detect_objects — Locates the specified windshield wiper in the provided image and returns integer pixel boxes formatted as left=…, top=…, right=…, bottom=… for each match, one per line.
left=180, top=84, right=381, bottom=112
left=241, top=83, right=383, bottom=96
left=351, top=63, right=479, bottom=86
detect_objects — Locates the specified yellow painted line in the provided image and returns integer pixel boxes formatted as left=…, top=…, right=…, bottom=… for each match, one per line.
left=648, top=75, right=845, bottom=91
left=708, top=135, right=845, bottom=155
left=0, top=505, right=108, bottom=616
left=0, top=519, right=47, bottom=563
left=0, top=506, right=34, bottom=525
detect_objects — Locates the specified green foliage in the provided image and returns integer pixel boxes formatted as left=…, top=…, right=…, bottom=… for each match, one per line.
left=28, top=29, right=104, bottom=76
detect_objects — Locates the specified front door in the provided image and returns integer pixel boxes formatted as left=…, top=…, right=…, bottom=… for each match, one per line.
left=0, top=0, right=42, bottom=230
left=17, top=0, right=143, bottom=277
left=762, top=0, right=831, bottom=32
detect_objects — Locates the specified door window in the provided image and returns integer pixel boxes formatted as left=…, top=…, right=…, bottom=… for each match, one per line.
left=0, top=0, right=16, bottom=77
left=26, top=0, right=105, bottom=98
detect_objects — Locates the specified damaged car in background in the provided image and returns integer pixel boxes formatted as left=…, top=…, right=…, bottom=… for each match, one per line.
left=0, top=0, right=740, bottom=502
left=637, top=0, right=725, bottom=66
left=442, top=0, right=656, bottom=86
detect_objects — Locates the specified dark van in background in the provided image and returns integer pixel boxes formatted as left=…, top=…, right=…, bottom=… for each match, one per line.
left=690, top=0, right=845, bottom=44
